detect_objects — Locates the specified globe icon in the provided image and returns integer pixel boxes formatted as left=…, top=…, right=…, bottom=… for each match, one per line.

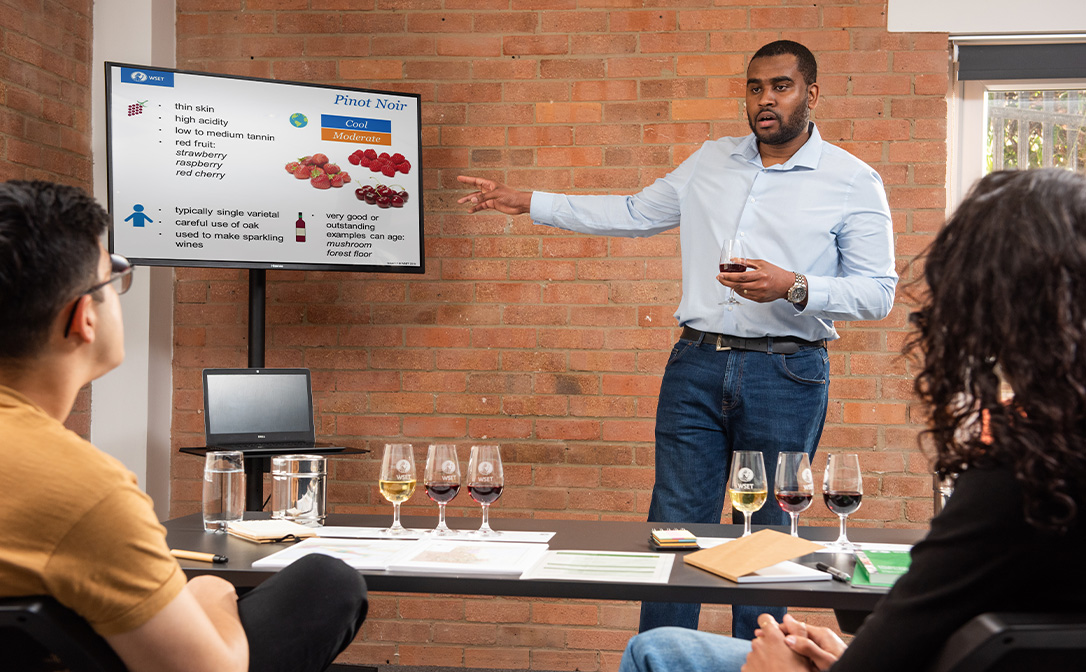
left=131, top=71, right=147, bottom=82
left=289, top=113, right=308, bottom=128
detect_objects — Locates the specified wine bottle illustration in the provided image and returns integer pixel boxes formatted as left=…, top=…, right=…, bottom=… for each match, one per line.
left=295, top=212, right=306, bottom=243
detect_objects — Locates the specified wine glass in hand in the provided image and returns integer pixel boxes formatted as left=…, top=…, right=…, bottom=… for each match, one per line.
left=467, top=445, right=504, bottom=537
left=718, top=239, right=746, bottom=305
left=774, top=452, right=814, bottom=537
left=728, top=451, right=767, bottom=537
left=823, top=453, right=863, bottom=550
left=424, top=444, right=461, bottom=537
left=379, top=443, right=417, bottom=536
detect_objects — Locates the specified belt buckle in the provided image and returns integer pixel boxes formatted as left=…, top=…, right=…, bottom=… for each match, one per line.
left=715, top=335, right=731, bottom=352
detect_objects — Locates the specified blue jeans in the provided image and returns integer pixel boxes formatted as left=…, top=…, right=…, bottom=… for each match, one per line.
left=620, top=627, right=751, bottom=672
left=639, top=335, right=829, bottom=639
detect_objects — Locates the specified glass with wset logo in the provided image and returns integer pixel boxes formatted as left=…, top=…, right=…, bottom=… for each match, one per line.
left=424, top=444, right=460, bottom=537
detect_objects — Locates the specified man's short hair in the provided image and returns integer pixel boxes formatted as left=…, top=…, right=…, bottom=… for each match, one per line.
left=750, top=40, right=818, bottom=87
left=0, top=181, right=107, bottom=360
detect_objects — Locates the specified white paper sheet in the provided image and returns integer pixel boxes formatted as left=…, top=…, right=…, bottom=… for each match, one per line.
left=252, top=537, right=419, bottom=570
left=385, top=539, right=550, bottom=577
left=315, top=526, right=554, bottom=544
left=521, top=550, right=675, bottom=584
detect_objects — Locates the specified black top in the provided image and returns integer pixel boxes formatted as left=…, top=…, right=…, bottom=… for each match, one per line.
left=834, top=465, right=1086, bottom=671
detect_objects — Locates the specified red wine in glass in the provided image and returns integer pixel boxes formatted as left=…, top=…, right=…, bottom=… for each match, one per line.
left=719, top=262, right=749, bottom=273
left=469, top=484, right=503, bottom=504
left=824, top=491, right=862, bottom=516
left=776, top=491, right=814, bottom=514
left=425, top=482, right=460, bottom=504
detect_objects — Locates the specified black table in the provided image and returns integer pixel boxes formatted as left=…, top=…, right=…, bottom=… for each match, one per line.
left=164, top=513, right=924, bottom=631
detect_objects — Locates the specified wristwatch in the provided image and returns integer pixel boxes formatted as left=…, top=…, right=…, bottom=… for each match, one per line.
left=786, top=272, right=808, bottom=305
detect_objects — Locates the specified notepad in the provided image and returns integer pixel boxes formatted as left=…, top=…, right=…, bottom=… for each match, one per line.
left=852, top=550, right=911, bottom=587
left=226, top=519, right=318, bottom=543
left=650, top=528, right=699, bottom=550
left=683, top=529, right=824, bottom=583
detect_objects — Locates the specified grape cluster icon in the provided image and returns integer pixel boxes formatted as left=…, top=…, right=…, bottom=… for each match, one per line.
left=127, top=100, right=148, bottom=117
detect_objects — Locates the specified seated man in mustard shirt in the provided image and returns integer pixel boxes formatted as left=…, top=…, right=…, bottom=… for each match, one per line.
left=0, top=180, right=367, bottom=672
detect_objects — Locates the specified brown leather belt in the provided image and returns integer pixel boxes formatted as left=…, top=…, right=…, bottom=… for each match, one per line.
left=680, top=326, right=825, bottom=355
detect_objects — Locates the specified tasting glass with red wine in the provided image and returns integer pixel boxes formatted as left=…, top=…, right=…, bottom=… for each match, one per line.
left=467, top=445, right=504, bottom=537
left=718, top=238, right=746, bottom=306
left=774, top=452, right=814, bottom=537
left=424, top=444, right=460, bottom=537
left=823, top=453, right=863, bottom=550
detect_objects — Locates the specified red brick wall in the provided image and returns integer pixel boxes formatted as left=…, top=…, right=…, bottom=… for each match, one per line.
left=0, top=0, right=94, bottom=437
left=172, top=2, right=948, bottom=668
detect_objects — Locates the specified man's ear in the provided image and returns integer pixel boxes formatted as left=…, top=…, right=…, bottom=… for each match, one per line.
left=66, top=294, right=97, bottom=344
left=807, top=82, right=820, bottom=110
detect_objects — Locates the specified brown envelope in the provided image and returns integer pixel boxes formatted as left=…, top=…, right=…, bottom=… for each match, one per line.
left=683, top=529, right=824, bottom=582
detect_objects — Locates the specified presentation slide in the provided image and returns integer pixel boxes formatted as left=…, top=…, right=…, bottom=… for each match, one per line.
left=106, top=63, right=423, bottom=272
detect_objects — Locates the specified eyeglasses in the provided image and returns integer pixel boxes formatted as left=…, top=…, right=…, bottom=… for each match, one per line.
left=63, top=254, right=134, bottom=338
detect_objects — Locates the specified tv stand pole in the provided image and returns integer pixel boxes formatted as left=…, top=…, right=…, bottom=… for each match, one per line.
left=245, top=268, right=267, bottom=511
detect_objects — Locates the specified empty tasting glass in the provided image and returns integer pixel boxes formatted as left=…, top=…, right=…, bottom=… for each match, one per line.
left=774, top=452, right=814, bottom=537
left=727, top=450, right=767, bottom=537
left=203, top=450, right=244, bottom=533
left=379, top=443, right=417, bottom=536
left=424, top=444, right=461, bottom=537
left=823, top=453, right=863, bottom=551
left=467, top=445, right=504, bottom=537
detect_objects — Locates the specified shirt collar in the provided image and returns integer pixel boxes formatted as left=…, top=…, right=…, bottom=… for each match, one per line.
left=734, top=122, right=823, bottom=171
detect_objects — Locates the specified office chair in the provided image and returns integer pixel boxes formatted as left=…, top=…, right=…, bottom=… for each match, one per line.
left=928, top=611, right=1086, bottom=672
left=0, top=595, right=126, bottom=672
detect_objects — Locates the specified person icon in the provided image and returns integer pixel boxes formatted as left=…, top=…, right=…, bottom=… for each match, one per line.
left=125, top=204, right=153, bottom=228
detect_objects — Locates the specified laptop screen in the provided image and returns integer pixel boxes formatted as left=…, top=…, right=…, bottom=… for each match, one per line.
left=203, top=368, right=315, bottom=445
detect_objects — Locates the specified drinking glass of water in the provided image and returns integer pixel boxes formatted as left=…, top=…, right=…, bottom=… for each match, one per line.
left=203, top=450, right=244, bottom=533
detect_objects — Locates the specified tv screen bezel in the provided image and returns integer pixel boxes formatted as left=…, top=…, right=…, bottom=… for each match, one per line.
left=104, top=61, right=425, bottom=275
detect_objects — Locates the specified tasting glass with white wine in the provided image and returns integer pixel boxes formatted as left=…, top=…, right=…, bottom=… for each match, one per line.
left=424, top=444, right=460, bottom=537
left=467, top=444, right=503, bottom=537
left=379, top=443, right=416, bottom=536
left=774, top=452, right=814, bottom=537
left=823, top=453, right=863, bottom=550
left=727, top=450, right=767, bottom=537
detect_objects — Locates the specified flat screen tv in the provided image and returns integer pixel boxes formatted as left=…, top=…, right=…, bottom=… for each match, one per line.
left=105, top=62, right=424, bottom=273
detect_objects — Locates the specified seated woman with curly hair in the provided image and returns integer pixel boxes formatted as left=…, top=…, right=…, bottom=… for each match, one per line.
left=619, top=168, right=1086, bottom=672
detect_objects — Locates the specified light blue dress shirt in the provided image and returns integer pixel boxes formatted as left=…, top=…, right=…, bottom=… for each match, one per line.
left=529, top=124, right=897, bottom=342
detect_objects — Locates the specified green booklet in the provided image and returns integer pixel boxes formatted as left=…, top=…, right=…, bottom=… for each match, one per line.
left=852, top=550, right=911, bottom=587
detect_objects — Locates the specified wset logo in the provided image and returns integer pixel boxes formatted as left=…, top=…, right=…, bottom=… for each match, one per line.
left=130, top=71, right=148, bottom=82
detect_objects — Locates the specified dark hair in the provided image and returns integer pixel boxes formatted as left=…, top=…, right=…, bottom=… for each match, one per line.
left=907, top=169, right=1086, bottom=533
left=750, top=40, right=818, bottom=87
left=0, top=181, right=107, bottom=361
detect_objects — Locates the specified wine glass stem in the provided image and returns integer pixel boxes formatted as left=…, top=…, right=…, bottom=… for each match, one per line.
left=480, top=503, right=491, bottom=531
left=742, top=512, right=751, bottom=537
left=837, top=514, right=849, bottom=544
left=392, top=502, right=402, bottom=529
left=437, top=502, right=447, bottom=530
left=789, top=512, right=799, bottom=537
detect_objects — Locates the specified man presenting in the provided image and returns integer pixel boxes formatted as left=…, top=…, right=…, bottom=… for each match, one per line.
left=458, top=40, right=896, bottom=639
left=0, top=180, right=367, bottom=671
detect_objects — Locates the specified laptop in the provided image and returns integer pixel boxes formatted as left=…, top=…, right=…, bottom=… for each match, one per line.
left=202, top=368, right=340, bottom=455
